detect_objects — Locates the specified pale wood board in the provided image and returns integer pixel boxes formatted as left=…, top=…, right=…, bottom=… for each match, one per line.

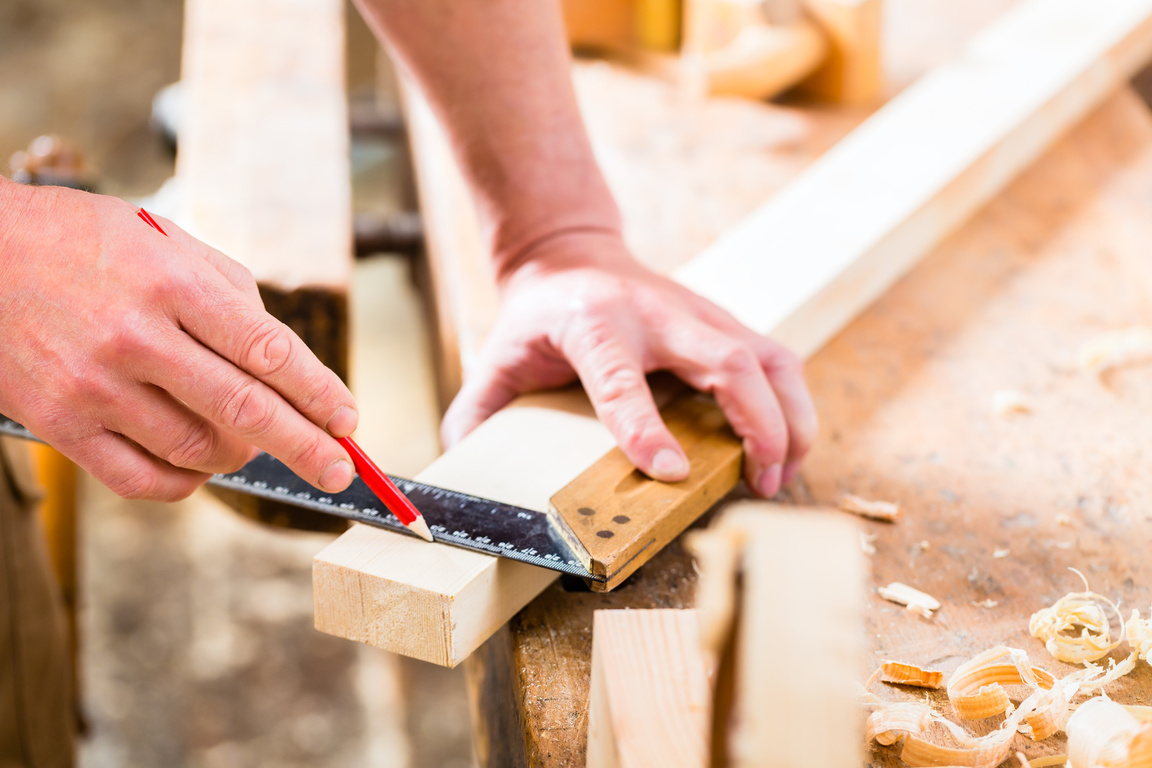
left=675, top=0, right=1152, bottom=358
left=586, top=609, right=711, bottom=768
left=721, top=505, right=865, bottom=768
left=314, top=0, right=1152, bottom=668
left=176, top=0, right=352, bottom=291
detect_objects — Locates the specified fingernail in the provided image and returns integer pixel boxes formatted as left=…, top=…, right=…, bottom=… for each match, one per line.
left=326, top=406, right=358, bottom=437
left=651, top=448, right=689, bottom=480
left=319, top=459, right=354, bottom=492
left=781, top=460, right=801, bottom=486
left=757, top=464, right=782, bottom=497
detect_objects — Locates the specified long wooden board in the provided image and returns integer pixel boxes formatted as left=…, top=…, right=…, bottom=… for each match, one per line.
left=314, top=0, right=1152, bottom=667
left=675, top=0, right=1152, bottom=358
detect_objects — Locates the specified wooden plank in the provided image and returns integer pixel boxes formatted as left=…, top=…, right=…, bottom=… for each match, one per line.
left=712, top=505, right=865, bottom=767
left=586, top=610, right=711, bottom=768
left=177, top=0, right=352, bottom=295
left=400, top=80, right=495, bottom=412
left=675, top=0, right=1152, bottom=359
left=584, top=508, right=864, bottom=767
left=176, top=0, right=354, bottom=528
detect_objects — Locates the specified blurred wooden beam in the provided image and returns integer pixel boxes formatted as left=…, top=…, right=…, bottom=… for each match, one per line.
left=176, top=0, right=353, bottom=530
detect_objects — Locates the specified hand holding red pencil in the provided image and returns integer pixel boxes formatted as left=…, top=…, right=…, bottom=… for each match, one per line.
left=136, top=207, right=432, bottom=540
left=0, top=179, right=358, bottom=500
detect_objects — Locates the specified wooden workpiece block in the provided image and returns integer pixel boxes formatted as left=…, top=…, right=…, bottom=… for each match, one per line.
left=315, top=389, right=615, bottom=667
left=549, top=390, right=742, bottom=591
left=586, top=609, right=712, bottom=768
left=708, top=505, right=866, bottom=767
left=585, top=507, right=865, bottom=768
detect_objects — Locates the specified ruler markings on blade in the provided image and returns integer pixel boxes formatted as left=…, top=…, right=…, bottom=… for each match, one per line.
left=0, top=415, right=598, bottom=581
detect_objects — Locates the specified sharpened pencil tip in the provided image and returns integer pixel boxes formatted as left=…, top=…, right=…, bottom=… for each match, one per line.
left=408, top=515, right=434, bottom=542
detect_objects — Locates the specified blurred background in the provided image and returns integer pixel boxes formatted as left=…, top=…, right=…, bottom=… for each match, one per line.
left=0, top=1, right=473, bottom=766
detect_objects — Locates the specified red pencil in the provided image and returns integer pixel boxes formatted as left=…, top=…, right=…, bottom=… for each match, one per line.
left=137, top=209, right=433, bottom=542
left=337, top=436, right=433, bottom=541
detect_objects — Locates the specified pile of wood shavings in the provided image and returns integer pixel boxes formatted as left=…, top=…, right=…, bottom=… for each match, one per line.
left=865, top=576, right=1152, bottom=767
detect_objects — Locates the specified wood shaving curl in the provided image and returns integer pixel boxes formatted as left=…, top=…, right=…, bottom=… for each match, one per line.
left=880, top=661, right=944, bottom=689
left=865, top=686, right=1041, bottom=768
left=1126, top=608, right=1152, bottom=666
left=879, top=582, right=941, bottom=619
left=840, top=493, right=901, bottom=522
left=944, top=646, right=1093, bottom=741
left=1029, top=575, right=1125, bottom=664
left=1067, top=697, right=1152, bottom=767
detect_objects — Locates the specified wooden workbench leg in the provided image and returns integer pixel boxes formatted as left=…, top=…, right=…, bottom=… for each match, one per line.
left=30, top=443, right=81, bottom=726
left=464, top=626, right=530, bottom=768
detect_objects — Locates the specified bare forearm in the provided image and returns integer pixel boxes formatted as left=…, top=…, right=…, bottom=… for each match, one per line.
left=354, top=0, right=622, bottom=280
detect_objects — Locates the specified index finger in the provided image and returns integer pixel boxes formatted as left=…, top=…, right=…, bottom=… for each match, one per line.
left=171, top=267, right=358, bottom=437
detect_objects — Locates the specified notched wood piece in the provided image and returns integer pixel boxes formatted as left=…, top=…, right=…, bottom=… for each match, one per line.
left=880, top=660, right=944, bottom=689
left=549, top=390, right=743, bottom=592
left=683, top=524, right=745, bottom=659
left=1029, top=587, right=1125, bottom=663
left=1076, top=326, right=1152, bottom=373
left=840, top=493, right=901, bottom=522
left=1067, top=696, right=1152, bottom=767
left=879, top=582, right=940, bottom=618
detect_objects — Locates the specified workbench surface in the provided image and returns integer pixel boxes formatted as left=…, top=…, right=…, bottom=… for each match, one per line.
left=468, top=86, right=1152, bottom=767
left=439, top=3, right=1152, bottom=764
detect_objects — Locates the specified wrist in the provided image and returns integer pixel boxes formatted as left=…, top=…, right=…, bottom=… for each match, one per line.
left=494, top=225, right=643, bottom=293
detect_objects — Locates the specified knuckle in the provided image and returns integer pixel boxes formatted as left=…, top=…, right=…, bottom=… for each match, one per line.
left=792, top=411, right=820, bottom=453
left=240, top=317, right=295, bottom=377
left=614, top=418, right=649, bottom=455
left=166, top=423, right=218, bottom=469
left=217, top=380, right=277, bottom=437
left=591, top=365, right=645, bottom=408
left=287, top=435, right=325, bottom=473
left=107, top=467, right=160, bottom=500
left=100, top=312, right=152, bottom=359
left=295, top=372, right=337, bottom=420
left=747, top=424, right=790, bottom=460
left=714, top=343, right=759, bottom=378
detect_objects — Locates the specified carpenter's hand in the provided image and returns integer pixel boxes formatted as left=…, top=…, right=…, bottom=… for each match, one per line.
left=441, top=233, right=817, bottom=497
left=0, top=182, right=358, bottom=501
